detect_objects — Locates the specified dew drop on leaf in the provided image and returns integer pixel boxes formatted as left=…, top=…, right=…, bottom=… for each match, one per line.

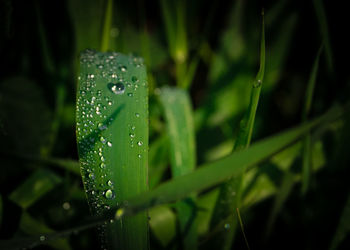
left=131, top=76, right=138, bottom=82
left=105, top=189, right=115, bottom=199
left=108, top=82, right=125, bottom=95
left=119, top=65, right=127, bottom=72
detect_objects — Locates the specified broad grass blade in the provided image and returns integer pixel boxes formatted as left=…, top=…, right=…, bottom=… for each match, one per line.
left=76, top=50, right=149, bottom=250
left=159, top=87, right=197, bottom=250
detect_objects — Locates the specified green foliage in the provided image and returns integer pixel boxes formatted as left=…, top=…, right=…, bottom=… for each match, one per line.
left=1, top=0, right=349, bottom=250
left=159, top=87, right=197, bottom=249
left=76, top=50, right=149, bottom=249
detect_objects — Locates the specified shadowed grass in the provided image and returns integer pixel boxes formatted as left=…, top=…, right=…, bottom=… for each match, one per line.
left=159, top=87, right=197, bottom=250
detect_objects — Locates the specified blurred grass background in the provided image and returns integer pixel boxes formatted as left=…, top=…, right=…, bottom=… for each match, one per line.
left=0, top=0, right=350, bottom=249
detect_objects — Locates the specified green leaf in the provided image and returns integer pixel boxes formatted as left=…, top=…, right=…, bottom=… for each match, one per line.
left=101, top=0, right=113, bottom=52
left=301, top=45, right=323, bottom=194
left=312, top=0, right=333, bottom=73
left=68, top=0, right=104, bottom=51
left=149, top=206, right=176, bottom=248
left=159, top=87, right=197, bottom=250
left=149, top=134, right=169, bottom=189
left=9, top=169, right=62, bottom=210
left=330, top=194, right=350, bottom=250
left=76, top=50, right=149, bottom=250
left=209, top=12, right=265, bottom=249
left=118, top=105, right=344, bottom=217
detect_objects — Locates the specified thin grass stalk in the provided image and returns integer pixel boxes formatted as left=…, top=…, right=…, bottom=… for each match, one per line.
left=301, top=45, right=323, bottom=194
left=209, top=12, right=265, bottom=250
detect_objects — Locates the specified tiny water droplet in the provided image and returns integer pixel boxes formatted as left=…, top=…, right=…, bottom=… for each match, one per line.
left=107, top=180, right=114, bottom=187
left=119, top=65, right=127, bottom=72
left=108, top=82, right=125, bottom=95
left=107, top=141, right=112, bottom=147
left=101, top=156, right=105, bottom=162
left=88, top=173, right=95, bottom=180
left=98, top=123, right=107, bottom=130
left=62, top=202, right=71, bottom=210
left=137, top=141, right=143, bottom=146
left=100, top=137, right=107, bottom=144
left=40, top=236, right=45, bottom=241
left=105, top=189, right=115, bottom=199
left=138, top=154, right=142, bottom=158
left=108, top=101, right=113, bottom=105
left=129, top=133, right=135, bottom=138
left=135, top=113, right=140, bottom=118
left=131, top=76, right=138, bottom=82
left=127, top=93, right=133, bottom=97
left=224, top=223, right=231, bottom=230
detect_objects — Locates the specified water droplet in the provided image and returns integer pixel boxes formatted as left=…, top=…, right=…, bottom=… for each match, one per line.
left=138, top=154, right=142, bottom=158
left=108, top=82, right=125, bottom=95
left=62, top=202, right=71, bottom=210
left=119, top=65, right=127, bottom=72
left=131, top=126, right=136, bottom=130
left=40, top=236, right=46, bottom=241
left=108, top=101, right=113, bottom=105
left=96, top=106, right=101, bottom=115
left=107, top=180, right=114, bottom=187
left=101, top=156, right=105, bottom=162
left=115, top=208, right=124, bottom=219
left=89, top=173, right=95, bottom=180
left=131, top=76, right=138, bottom=82
left=100, top=163, right=106, bottom=169
left=98, top=123, right=107, bottom=130
left=137, top=141, right=143, bottom=146
left=107, top=141, right=112, bottom=147
left=100, top=137, right=107, bottom=144
left=129, top=133, right=135, bottom=138
left=135, top=113, right=140, bottom=118
left=105, top=189, right=115, bottom=199
left=224, top=223, right=231, bottom=230
left=127, top=93, right=133, bottom=97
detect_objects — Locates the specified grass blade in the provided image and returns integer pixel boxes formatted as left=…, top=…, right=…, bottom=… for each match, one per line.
left=312, top=0, right=333, bottom=73
left=9, top=169, right=62, bottom=210
left=76, top=50, right=149, bottom=250
left=159, top=87, right=197, bottom=249
left=118, top=105, right=344, bottom=217
left=329, top=193, right=350, bottom=250
left=301, top=46, right=323, bottom=194
left=101, top=0, right=113, bottom=52
left=210, top=12, right=265, bottom=249
left=236, top=208, right=250, bottom=250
